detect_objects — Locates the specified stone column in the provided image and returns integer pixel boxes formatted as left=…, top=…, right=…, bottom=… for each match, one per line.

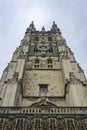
left=1, top=81, right=18, bottom=106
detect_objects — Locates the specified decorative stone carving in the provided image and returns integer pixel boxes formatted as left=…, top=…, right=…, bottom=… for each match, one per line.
left=60, top=50, right=69, bottom=59
left=21, top=39, right=29, bottom=46
left=69, top=72, right=81, bottom=84
left=58, top=38, right=66, bottom=45
left=0, top=108, right=87, bottom=130
left=5, top=72, right=19, bottom=84
left=13, top=72, right=18, bottom=80
left=17, top=50, right=26, bottom=59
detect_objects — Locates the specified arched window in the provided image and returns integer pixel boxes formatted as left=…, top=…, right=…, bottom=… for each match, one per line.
left=34, top=46, right=38, bottom=53
left=34, top=36, right=39, bottom=41
left=49, top=47, right=53, bottom=53
left=33, top=118, right=42, bottom=129
left=35, top=59, right=39, bottom=64
left=48, top=37, right=52, bottom=41
left=47, top=59, right=53, bottom=68
left=34, top=59, right=39, bottom=68
left=48, top=118, right=57, bottom=129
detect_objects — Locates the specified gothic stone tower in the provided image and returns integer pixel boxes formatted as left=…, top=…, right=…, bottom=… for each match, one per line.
left=0, top=21, right=87, bottom=129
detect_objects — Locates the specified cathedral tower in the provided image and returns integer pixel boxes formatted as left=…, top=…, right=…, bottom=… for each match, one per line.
left=0, top=22, right=87, bottom=129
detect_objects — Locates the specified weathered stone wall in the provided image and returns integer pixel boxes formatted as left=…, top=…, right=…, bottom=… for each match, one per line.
left=23, top=70, right=64, bottom=97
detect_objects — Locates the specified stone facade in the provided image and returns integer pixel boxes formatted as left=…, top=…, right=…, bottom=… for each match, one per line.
left=0, top=21, right=87, bottom=129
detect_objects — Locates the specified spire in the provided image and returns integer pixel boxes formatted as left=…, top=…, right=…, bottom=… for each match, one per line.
left=41, top=26, right=45, bottom=32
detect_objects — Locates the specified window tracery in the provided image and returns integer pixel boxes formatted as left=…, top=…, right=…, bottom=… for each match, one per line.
left=34, top=59, right=39, bottom=68
left=34, top=36, right=39, bottom=41
left=48, top=37, right=52, bottom=41
left=49, top=47, right=53, bottom=53
left=47, top=59, right=53, bottom=68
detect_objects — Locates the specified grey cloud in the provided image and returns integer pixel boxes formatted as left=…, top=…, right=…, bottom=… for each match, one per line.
left=0, top=0, right=87, bottom=77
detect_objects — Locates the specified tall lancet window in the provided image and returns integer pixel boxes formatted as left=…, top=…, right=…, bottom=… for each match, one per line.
left=47, top=59, right=53, bottom=68
left=34, top=59, right=39, bottom=68
left=48, top=37, right=52, bottom=41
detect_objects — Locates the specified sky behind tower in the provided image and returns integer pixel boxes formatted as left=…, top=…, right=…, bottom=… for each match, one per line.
left=0, top=0, right=87, bottom=78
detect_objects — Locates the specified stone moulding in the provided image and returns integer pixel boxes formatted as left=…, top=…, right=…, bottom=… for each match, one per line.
left=0, top=106, right=87, bottom=115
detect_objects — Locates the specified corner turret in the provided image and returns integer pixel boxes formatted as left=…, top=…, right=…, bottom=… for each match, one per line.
left=51, top=21, right=61, bottom=34
left=25, top=21, right=36, bottom=34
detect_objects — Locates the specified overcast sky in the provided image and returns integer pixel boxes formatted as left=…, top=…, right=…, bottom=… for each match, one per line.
left=0, top=0, right=87, bottom=78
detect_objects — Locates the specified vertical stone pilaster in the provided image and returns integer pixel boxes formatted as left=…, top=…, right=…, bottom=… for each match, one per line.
left=2, top=82, right=18, bottom=106
left=61, top=59, right=73, bottom=81
left=68, top=83, right=87, bottom=106
left=16, top=59, right=25, bottom=80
